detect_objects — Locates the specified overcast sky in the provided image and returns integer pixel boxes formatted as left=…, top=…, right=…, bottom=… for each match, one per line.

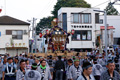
left=0, top=0, right=119, bottom=22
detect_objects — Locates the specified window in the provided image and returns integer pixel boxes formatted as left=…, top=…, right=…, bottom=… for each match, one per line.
left=72, top=31, right=81, bottom=40
left=62, top=13, right=67, bottom=32
left=114, top=38, right=120, bottom=45
left=73, top=13, right=79, bottom=23
left=72, top=30, right=92, bottom=41
left=82, top=31, right=87, bottom=40
left=72, top=13, right=91, bottom=24
left=95, top=13, right=99, bottom=23
left=12, top=30, right=23, bottom=39
left=87, top=31, right=92, bottom=40
left=83, top=14, right=91, bottom=23
left=6, top=30, right=12, bottom=35
left=99, top=19, right=103, bottom=24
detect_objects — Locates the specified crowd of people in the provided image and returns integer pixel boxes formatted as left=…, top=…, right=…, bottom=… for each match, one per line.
left=0, top=49, right=120, bottom=80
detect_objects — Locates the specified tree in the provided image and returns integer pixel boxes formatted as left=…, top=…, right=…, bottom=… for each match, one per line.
left=52, top=0, right=91, bottom=18
left=37, top=0, right=91, bottom=34
left=36, top=16, right=53, bottom=34
left=106, top=2, right=119, bottom=15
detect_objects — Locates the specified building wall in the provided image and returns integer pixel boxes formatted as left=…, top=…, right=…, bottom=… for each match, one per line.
left=0, top=25, right=29, bottom=55
left=100, top=15, right=120, bottom=38
left=58, top=7, right=100, bottom=51
left=100, top=15, right=120, bottom=45
left=101, top=29, right=114, bottom=47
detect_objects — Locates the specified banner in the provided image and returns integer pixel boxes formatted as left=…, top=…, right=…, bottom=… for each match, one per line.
left=0, top=32, right=1, bottom=37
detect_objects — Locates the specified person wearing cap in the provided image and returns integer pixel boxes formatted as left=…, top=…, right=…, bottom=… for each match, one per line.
left=92, top=59, right=103, bottom=80
left=77, top=61, right=95, bottom=80
left=100, top=60, right=120, bottom=80
left=0, top=57, right=3, bottom=80
left=69, top=59, right=82, bottom=80
left=2, top=57, right=17, bottom=80
left=34, top=57, right=40, bottom=69
left=66, top=59, right=73, bottom=80
left=54, top=56, right=65, bottom=80
left=16, top=60, right=26, bottom=80
left=37, top=60, right=52, bottom=80
left=24, top=63, right=41, bottom=80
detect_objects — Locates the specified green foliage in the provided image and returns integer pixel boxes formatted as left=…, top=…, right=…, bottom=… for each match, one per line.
left=106, top=3, right=119, bottom=15
left=37, top=0, right=91, bottom=34
left=36, top=16, right=53, bottom=35
left=52, top=0, right=91, bottom=18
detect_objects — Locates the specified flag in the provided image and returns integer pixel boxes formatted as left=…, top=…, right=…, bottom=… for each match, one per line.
left=0, top=32, right=1, bottom=37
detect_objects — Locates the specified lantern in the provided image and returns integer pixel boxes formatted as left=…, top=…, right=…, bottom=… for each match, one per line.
left=46, top=30, right=49, bottom=35
left=39, top=33, right=42, bottom=38
left=53, top=18, right=58, bottom=23
left=0, top=9, right=2, bottom=13
left=71, top=29, right=75, bottom=35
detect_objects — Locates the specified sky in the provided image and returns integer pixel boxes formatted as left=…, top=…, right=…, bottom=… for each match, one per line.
left=0, top=0, right=120, bottom=23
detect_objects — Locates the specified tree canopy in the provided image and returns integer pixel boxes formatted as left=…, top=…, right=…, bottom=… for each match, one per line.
left=37, top=0, right=91, bottom=34
left=36, top=16, right=53, bottom=34
left=52, top=0, right=91, bottom=18
left=106, top=2, right=119, bottom=15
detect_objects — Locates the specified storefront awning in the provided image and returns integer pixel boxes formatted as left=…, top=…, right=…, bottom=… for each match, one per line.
left=6, top=47, right=28, bottom=49
left=100, top=26, right=115, bottom=30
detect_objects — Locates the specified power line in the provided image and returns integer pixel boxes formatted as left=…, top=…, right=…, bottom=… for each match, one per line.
left=37, top=0, right=55, bottom=19
left=66, top=0, right=110, bottom=19
left=37, top=0, right=52, bottom=16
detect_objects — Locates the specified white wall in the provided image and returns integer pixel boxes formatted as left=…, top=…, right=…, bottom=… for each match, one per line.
left=100, top=15, right=120, bottom=38
left=0, top=25, right=29, bottom=48
left=0, top=25, right=29, bottom=55
left=58, top=7, right=100, bottom=49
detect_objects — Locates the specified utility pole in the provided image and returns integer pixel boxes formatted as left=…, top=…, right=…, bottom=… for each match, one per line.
left=104, top=10, right=108, bottom=62
left=94, top=9, right=108, bottom=63
left=34, top=18, right=37, bottom=53
left=32, top=18, right=35, bottom=53
left=28, top=17, right=37, bottom=53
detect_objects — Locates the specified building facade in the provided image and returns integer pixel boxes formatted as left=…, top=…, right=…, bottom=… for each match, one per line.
left=0, top=16, right=30, bottom=56
left=58, top=7, right=101, bottom=52
left=100, top=15, right=120, bottom=46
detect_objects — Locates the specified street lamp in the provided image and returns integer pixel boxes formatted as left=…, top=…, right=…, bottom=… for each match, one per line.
left=94, top=9, right=108, bottom=63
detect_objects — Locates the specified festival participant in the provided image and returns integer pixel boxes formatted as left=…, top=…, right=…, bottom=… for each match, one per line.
left=100, top=60, right=120, bottom=80
left=24, top=63, right=41, bottom=80
left=54, top=56, right=65, bottom=80
left=66, top=59, right=73, bottom=80
left=69, top=59, right=82, bottom=80
left=0, top=57, right=3, bottom=80
left=77, top=61, right=95, bottom=80
left=37, top=60, right=52, bottom=80
left=92, top=59, right=103, bottom=80
left=16, top=60, right=26, bottom=80
left=2, top=57, right=17, bottom=80
left=25, top=59, right=31, bottom=70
